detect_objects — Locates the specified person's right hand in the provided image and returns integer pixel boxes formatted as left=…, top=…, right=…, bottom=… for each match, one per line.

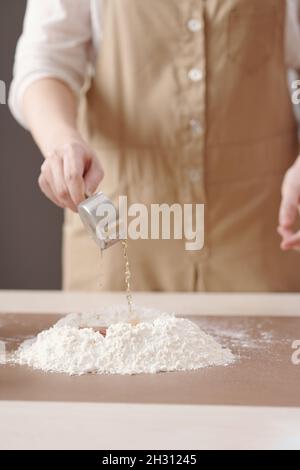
left=278, top=157, right=300, bottom=250
left=38, top=138, right=104, bottom=212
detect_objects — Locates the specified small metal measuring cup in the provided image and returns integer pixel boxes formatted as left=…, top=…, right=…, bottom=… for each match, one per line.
left=78, top=192, right=123, bottom=250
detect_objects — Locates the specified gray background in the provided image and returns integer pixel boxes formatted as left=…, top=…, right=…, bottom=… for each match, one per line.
left=0, top=1, right=62, bottom=289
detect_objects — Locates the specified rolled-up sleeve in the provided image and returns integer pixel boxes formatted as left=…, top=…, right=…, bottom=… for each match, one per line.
left=9, top=0, right=93, bottom=128
left=286, top=0, right=300, bottom=70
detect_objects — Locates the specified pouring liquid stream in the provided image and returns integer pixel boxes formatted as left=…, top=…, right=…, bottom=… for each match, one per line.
left=93, top=241, right=136, bottom=337
left=100, top=228, right=137, bottom=329
left=79, top=193, right=138, bottom=335
left=121, top=239, right=136, bottom=321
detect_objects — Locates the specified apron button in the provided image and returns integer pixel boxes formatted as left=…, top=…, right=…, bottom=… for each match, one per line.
left=188, top=169, right=202, bottom=183
left=188, top=68, right=203, bottom=82
left=187, top=19, right=202, bottom=33
left=189, top=119, right=204, bottom=135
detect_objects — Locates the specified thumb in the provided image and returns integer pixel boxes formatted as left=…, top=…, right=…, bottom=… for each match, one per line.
left=279, top=185, right=299, bottom=228
left=84, top=156, right=104, bottom=196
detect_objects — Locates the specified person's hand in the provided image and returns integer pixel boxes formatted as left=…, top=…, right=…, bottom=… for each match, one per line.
left=38, top=137, right=104, bottom=212
left=278, top=158, right=300, bottom=250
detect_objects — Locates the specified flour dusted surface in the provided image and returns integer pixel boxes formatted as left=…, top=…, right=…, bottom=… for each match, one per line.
left=13, top=305, right=234, bottom=375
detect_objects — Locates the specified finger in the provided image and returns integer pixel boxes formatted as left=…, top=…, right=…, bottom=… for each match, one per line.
left=281, top=241, right=300, bottom=251
left=279, top=185, right=299, bottom=228
left=49, top=156, right=77, bottom=211
left=63, top=151, right=86, bottom=206
left=278, top=224, right=300, bottom=250
left=277, top=226, right=294, bottom=239
left=40, top=161, right=64, bottom=207
left=84, top=156, right=104, bottom=196
left=38, top=173, right=64, bottom=208
left=280, top=230, right=300, bottom=250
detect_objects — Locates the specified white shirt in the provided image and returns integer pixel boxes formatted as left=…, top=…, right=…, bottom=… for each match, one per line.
left=9, top=0, right=300, bottom=128
left=9, top=0, right=102, bottom=127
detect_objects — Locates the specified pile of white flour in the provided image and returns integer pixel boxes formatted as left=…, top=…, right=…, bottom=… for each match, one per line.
left=12, top=305, right=234, bottom=375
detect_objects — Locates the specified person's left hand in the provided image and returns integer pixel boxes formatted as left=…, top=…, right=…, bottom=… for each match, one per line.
left=278, top=158, right=300, bottom=250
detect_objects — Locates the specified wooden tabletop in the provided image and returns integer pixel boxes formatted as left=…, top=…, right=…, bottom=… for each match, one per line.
left=0, top=290, right=300, bottom=450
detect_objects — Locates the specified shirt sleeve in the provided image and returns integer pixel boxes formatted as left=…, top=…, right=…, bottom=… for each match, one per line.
left=9, top=0, right=93, bottom=128
left=285, top=0, right=300, bottom=70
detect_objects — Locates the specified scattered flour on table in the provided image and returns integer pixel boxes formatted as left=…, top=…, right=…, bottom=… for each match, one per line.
left=11, top=305, right=234, bottom=375
left=195, top=318, right=277, bottom=350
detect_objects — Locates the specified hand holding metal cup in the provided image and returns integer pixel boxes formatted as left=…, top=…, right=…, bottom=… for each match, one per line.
left=78, top=192, right=124, bottom=250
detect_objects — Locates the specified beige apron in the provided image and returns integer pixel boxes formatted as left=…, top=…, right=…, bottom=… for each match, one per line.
left=63, top=0, right=300, bottom=292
